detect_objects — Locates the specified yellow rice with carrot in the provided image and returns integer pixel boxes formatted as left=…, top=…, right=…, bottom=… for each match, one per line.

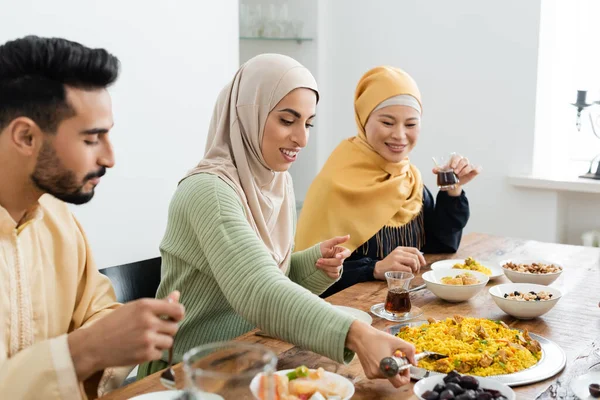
left=453, top=257, right=492, bottom=276
left=395, top=316, right=542, bottom=376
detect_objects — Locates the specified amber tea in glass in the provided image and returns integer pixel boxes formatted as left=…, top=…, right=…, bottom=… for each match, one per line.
left=384, top=272, right=414, bottom=316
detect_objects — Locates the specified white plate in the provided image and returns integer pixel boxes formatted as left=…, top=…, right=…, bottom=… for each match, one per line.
left=385, top=321, right=567, bottom=386
left=128, top=391, right=184, bottom=400
left=370, top=303, right=424, bottom=322
left=128, top=391, right=186, bottom=400
left=570, top=371, right=600, bottom=399
left=334, top=305, right=373, bottom=325
left=249, top=369, right=355, bottom=400
left=413, top=374, right=515, bottom=400
left=431, top=258, right=504, bottom=280
left=128, top=391, right=223, bottom=400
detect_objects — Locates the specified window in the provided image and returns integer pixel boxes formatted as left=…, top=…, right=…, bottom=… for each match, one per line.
left=534, top=0, right=600, bottom=178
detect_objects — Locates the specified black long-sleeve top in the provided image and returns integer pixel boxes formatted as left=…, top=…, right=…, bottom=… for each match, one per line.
left=321, top=187, right=470, bottom=298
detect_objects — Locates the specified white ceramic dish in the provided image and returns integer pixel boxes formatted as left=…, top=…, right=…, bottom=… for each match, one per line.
left=334, top=305, right=373, bottom=325
left=413, top=375, right=515, bottom=400
left=128, top=391, right=222, bottom=400
left=431, top=258, right=504, bottom=280
left=489, top=283, right=562, bottom=319
left=500, top=259, right=563, bottom=285
left=370, top=303, right=424, bottom=322
left=422, top=268, right=489, bottom=302
left=570, top=371, right=600, bottom=399
left=128, top=391, right=185, bottom=400
left=385, top=321, right=567, bottom=386
left=249, top=369, right=355, bottom=400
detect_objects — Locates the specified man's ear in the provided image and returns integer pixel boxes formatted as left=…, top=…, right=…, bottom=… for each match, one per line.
left=6, top=117, right=44, bottom=156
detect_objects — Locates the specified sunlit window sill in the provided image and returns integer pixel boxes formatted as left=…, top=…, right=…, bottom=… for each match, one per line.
left=508, top=174, right=600, bottom=194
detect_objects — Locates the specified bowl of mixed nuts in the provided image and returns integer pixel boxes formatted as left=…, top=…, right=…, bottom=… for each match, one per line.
left=489, top=283, right=562, bottom=319
left=500, top=259, right=563, bottom=285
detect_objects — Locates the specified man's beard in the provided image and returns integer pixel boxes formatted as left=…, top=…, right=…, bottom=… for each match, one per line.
left=31, top=141, right=105, bottom=205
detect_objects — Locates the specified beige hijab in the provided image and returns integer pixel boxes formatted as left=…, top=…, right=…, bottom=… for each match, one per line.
left=182, top=54, right=318, bottom=273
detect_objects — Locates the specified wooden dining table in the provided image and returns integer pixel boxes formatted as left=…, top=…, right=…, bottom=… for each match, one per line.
left=99, top=233, right=600, bottom=400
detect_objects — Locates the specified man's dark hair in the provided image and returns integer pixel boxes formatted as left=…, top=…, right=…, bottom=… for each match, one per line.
left=0, top=35, right=120, bottom=132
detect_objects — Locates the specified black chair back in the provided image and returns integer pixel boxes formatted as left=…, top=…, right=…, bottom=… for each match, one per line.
left=100, top=257, right=162, bottom=303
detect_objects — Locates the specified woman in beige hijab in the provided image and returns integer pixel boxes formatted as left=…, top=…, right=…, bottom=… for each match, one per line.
left=138, top=54, right=417, bottom=388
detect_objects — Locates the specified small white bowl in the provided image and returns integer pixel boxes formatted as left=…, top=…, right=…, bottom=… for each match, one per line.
left=249, top=369, right=355, bottom=400
left=489, top=283, right=562, bottom=319
left=500, top=259, right=563, bottom=285
left=414, top=374, right=516, bottom=400
left=422, top=268, right=489, bottom=302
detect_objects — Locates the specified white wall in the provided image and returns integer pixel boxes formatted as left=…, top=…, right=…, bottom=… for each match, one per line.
left=239, top=0, right=319, bottom=201
left=1, top=0, right=239, bottom=268
left=315, top=0, right=560, bottom=242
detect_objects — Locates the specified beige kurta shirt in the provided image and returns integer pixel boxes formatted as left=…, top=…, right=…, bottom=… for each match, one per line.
left=0, top=194, right=121, bottom=399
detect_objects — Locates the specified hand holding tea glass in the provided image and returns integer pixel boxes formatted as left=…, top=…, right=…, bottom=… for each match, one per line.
left=432, top=153, right=481, bottom=195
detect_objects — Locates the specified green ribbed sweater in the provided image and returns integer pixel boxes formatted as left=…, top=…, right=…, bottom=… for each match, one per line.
left=137, top=173, right=355, bottom=378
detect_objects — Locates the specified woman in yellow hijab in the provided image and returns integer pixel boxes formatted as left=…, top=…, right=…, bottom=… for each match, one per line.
left=296, top=66, right=481, bottom=296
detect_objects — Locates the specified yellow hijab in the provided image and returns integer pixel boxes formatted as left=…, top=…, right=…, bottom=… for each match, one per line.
left=295, top=66, right=424, bottom=253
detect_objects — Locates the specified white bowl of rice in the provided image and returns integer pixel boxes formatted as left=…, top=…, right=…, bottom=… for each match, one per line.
left=422, top=269, right=489, bottom=303
left=489, top=283, right=562, bottom=319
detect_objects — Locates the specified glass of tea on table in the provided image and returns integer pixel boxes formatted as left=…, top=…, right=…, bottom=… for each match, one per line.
left=384, top=271, right=414, bottom=317
left=434, top=154, right=459, bottom=191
